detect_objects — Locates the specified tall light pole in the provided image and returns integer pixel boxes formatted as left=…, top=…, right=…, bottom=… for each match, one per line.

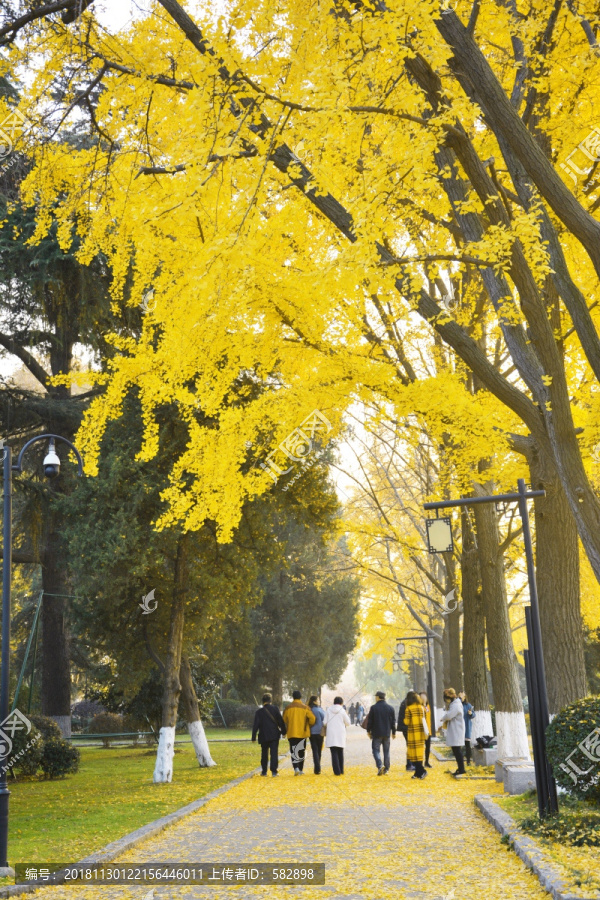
left=424, top=481, right=558, bottom=818
left=0, top=435, right=83, bottom=872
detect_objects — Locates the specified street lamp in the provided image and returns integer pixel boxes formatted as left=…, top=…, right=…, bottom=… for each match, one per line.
left=424, top=480, right=558, bottom=818
left=425, top=516, right=454, bottom=554
left=0, top=434, right=83, bottom=873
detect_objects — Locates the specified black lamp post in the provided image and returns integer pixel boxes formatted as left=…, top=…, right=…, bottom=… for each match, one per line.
left=424, top=480, right=558, bottom=818
left=0, top=435, right=83, bottom=871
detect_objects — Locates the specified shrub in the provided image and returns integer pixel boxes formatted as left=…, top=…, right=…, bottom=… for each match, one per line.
left=210, top=701, right=257, bottom=728
left=71, top=700, right=105, bottom=719
left=235, top=704, right=258, bottom=728
left=40, top=738, right=80, bottom=779
left=520, top=809, right=600, bottom=847
left=88, top=713, right=125, bottom=747
left=546, top=696, right=600, bottom=803
left=29, top=715, right=63, bottom=741
left=211, top=699, right=241, bottom=727
left=2, top=720, right=43, bottom=777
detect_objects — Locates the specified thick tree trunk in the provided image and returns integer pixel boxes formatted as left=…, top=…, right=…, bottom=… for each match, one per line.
left=460, top=510, right=492, bottom=740
left=154, top=535, right=189, bottom=783
left=41, top=501, right=71, bottom=738
left=525, top=443, right=588, bottom=713
left=180, top=654, right=216, bottom=767
left=473, top=484, right=529, bottom=759
left=271, top=671, right=283, bottom=707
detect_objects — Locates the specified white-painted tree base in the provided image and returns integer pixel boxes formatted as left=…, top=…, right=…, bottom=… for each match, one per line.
left=188, top=719, right=216, bottom=767
left=153, top=726, right=176, bottom=783
left=470, top=709, right=494, bottom=743
left=495, top=710, right=530, bottom=759
left=51, top=715, right=71, bottom=738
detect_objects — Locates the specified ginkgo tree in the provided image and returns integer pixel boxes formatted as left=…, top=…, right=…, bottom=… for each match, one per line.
left=2, top=0, right=600, bottom=755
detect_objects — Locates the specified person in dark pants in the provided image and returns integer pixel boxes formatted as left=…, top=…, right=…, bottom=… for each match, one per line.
left=366, top=690, right=396, bottom=775
left=252, top=693, right=286, bottom=776
left=397, top=693, right=413, bottom=771
left=420, top=692, right=433, bottom=768
left=349, top=702, right=356, bottom=725
left=283, top=690, right=316, bottom=774
left=459, top=691, right=475, bottom=766
left=308, top=695, right=325, bottom=774
left=324, top=696, right=351, bottom=775
left=440, top=688, right=466, bottom=776
left=405, top=691, right=427, bottom=779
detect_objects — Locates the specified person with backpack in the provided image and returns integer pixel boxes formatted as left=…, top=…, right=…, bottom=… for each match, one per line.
left=323, top=696, right=351, bottom=775
left=440, top=687, right=466, bottom=776
left=252, top=693, right=287, bottom=777
left=366, top=690, right=396, bottom=775
left=458, top=691, right=475, bottom=766
left=308, top=695, right=325, bottom=774
left=282, top=690, right=316, bottom=775
left=356, top=702, right=364, bottom=725
left=405, top=691, right=428, bottom=779
left=397, top=692, right=413, bottom=771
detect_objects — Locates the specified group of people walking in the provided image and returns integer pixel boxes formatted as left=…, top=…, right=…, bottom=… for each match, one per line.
left=395, top=687, right=474, bottom=777
left=348, top=702, right=364, bottom=725
left=252, top=691, right=353, bottom=776
left=251, top=687, right=475, bottom=778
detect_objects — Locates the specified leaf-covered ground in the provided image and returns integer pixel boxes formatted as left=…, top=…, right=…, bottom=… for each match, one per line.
left=499, top=792, right=600, bottom=898
left=20, top=731, right=555, bottom=900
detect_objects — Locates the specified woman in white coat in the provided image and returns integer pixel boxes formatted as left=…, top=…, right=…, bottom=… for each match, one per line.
left=323, top=697, right=351, bottom=775
left=439, top=688, right=466, bottom=776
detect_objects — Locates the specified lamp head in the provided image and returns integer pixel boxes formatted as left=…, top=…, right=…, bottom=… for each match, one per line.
left=43, top=438, right=60, bottom=479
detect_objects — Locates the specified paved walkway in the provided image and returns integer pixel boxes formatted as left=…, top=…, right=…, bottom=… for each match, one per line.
left=32, top=729, right=548, bottom=900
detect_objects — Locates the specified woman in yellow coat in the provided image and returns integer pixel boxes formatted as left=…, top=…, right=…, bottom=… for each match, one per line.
left=404, top=691, right=427, bottom=779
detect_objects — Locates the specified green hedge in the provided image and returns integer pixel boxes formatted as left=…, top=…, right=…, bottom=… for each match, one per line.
left=211, top=700, right=256, bottom=728
left=546, top=697, right=600, bottom=803
left=40, top=738, right=80, bottom=779
left=3, top=715, right=79, bottom=780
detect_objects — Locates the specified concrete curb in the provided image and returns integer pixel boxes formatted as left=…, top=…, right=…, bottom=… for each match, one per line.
left=0, top=762, right=267, bottom=897
left=474, top=794, right=596, bottom=900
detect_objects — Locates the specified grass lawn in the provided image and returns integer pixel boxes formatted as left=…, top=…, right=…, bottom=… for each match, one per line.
left=3, top=736, right=259, bottom=874
left=202, top=728, right=252, bottom=741
left=498, top=792, right=600, bottom=898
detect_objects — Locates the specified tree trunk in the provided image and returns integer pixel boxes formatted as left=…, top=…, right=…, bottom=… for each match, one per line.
left=525, top=442, right=588, bottom=713
left=473, top=484, right=529, bottom=759
left=154, top=534, right=189, bottom=783
left=41, top=501, right=71, bottom=738
left=460, top=509, right=493, bottom=741
left=179, top=654, right=216, bottom=767
left=271, top=671, right=283, bottom=707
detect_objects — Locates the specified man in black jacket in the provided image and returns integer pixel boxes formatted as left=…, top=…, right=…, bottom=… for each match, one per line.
left=252, top=694, right=287, bottom=776
left=366, top=690, right=396, bottom=775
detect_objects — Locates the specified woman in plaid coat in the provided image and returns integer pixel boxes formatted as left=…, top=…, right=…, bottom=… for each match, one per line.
left=404, top=691, right=427, bottom=779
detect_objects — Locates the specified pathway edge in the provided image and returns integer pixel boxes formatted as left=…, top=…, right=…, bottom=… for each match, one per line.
left=474, top=794, right=595, bottom=900
left=0, top=762, right=265, bottom=898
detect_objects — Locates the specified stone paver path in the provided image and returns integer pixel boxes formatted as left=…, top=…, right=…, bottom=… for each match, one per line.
left=29, top=730, right=549, bottom=900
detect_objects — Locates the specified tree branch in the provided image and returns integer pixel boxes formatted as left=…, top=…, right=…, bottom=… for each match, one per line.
left=0, top=0, right=93, bottom=45
left=0, top=334, right=49, bottom=389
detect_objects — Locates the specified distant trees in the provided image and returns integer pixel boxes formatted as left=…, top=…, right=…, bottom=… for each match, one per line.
left=234, top=522, right=360, bottom=705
